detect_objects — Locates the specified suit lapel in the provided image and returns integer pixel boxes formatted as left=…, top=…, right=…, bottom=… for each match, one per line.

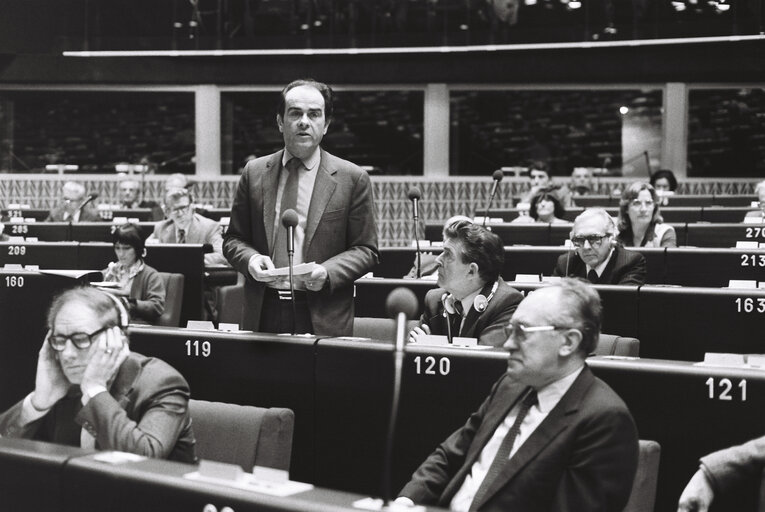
left=304, top=149, right=337, bottom=253
left=600, top=246, right=620, bottom=283
left=262, top=151, right=283, bottom=256
left=470, top=367, right=595, bottom=510
left=460, top=281, right=495, bottom=337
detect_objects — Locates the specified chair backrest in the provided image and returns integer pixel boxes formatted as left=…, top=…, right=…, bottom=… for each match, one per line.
left=623, top=440, right=661, bottom=512
left=189, top=399, right=294, bottom=473
left=156, top=272, right=184, bottom=327
left=593, top=334, right=640, bottom=357
left=353, top=317, right=420, bottom=341
left=216, top=283, right=244, bottom=325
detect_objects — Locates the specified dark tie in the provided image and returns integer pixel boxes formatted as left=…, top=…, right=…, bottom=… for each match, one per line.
left=452, top=300, right=465, bottom=336
left=471, top=390, right=538, bottom=508
left=177, top=229, right=186, bottom=244
left=273, top=158, right=301, bottom=268
left=587, top=269, right=599, bottom=284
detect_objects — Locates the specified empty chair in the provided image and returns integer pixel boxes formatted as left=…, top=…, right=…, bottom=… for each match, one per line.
left=216, top=283, right=244, bottom=325
left=623, top=440, right=661, bottom=512
left=593, top=334, right=640, bottom=357
left=156, top=272, right=184, bottom=327
left=189, top=399, right=294, bottom=472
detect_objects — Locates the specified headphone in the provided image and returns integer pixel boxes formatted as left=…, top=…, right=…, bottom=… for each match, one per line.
left=102, top=289, right=130, bottom=329
left=442, top=280, right=500, bottom=316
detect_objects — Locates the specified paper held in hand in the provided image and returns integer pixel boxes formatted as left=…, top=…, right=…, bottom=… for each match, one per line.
left=262, top=262, right=318, bottom=277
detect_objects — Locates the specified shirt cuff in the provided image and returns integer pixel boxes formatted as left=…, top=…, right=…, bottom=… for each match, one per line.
left=81, top=385, right=108, bottom=406
left=22, top=393, right=51, bottom=422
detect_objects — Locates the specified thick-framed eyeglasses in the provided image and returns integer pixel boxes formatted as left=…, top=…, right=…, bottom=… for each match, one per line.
left=503, top=322, right=570, bottom=342
left=168, top=203, right=192, bottom=215
left=629, top=199, right=655, bottom=209
left=48, top=325, right=114, bottom=352
left=570, top=234, right=610, bottom=248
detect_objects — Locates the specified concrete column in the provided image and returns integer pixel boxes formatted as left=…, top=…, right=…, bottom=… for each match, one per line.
left=423, top=83, right=449, bottom=177
left=661, top=82, right=688, bottom=177
left=195, top=85, right=221, bottom=177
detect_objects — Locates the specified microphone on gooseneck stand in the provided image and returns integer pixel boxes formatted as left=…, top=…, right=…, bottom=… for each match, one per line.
left=482, top=170, right=504, bottom=227
left=78, top=193, right=99, bottom=213
left=407, top=187, right=422, bottom=278
left=282, top=209, right=299, bottom=335
left=381, top=287, right=419, bottom=508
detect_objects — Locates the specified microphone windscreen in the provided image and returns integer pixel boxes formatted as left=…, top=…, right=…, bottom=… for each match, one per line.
left=89, top=193, right=100, bottom=200
left=281, top=209, right=299, bottom=228
left=492, top=170, right=504, bottom=182
left=385, top=287, right=419, bottom=320
left=407, top=187, right=421, bottom=201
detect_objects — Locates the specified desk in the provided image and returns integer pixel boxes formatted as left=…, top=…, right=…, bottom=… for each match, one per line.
left=127, top=326, right=318, bottom=484
left=0, top=207, right=49, bottom=221
left=701, top=207, right=756, bottom=223
left=0, top=269, right=98, bottom=410
left=0, top=241, right=78, bottom=269
left=70, top=222, right=156, bottom=242
left=664, top=247, right=765, bottom=286
left=686, top=223, right=765, bottom=248
left=2, top=221, right=70, bottom=241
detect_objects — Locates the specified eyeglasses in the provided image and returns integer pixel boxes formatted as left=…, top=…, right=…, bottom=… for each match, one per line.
left=168, top=204, right=191, bottom=215
left=48, top=325, right=115, bottom=352
left=630, top=200, right=655, bottom=208
left=570, top=234, right=610, bottom=248
left=503, top=322, right=570, bottom=342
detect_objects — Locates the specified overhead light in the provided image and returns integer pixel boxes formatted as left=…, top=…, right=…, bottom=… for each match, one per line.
left=568, top=1, right=582, bottom=8
left=671, top=1, right=686, bottom=10
left=619, top=106, right=630, bottom=115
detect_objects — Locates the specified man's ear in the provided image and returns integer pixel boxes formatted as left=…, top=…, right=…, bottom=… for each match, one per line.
left=559, top=328, right=583, bottom=357
left=323, top=117, right=331, bottom=135
left=276, top=114, right=284, bottom=133
left=467, top=262, right=480, bottom=278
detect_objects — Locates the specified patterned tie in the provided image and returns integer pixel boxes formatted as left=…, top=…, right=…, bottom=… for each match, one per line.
left=273, top=158, right=301, bottom=268
left=177, top=228, right=186, bottom=244
left=587, top=269, right=599, bottom=284
left=471, top=390, right=538, bottom=508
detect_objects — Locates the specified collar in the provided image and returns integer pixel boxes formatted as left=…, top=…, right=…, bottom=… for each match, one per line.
left=282, top=147, right=321, bottom=172
left=534, top=365, right=584, bottom=413
left=587, top=247, right=614, bottom=276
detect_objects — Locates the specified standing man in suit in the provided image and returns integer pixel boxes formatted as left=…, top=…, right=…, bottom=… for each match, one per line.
left=146, top=188, right=227, bottom=266
left=223, top=79, right=378, bottom=336
left=397, top=278, right=639, bottom=511
left=408, top=220, right=523, bottom=347
left=553, top=207, right=646, bottom=285
left=45, top=181, right=101, bottom=222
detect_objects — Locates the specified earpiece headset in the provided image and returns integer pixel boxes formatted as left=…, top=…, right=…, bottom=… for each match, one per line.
left=102, top=288, right=130, bottom=329
left=441, top=280, right=499, bottom=316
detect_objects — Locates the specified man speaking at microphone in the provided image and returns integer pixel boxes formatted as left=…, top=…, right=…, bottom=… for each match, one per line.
left=224, top=79, right=378, bottom=336
left=408, top=220, right=522, bottom=347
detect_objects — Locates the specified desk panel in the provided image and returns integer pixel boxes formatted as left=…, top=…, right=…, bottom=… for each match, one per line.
left=572, top=194, right=613, bottom=207
left=1, top=207, right=49, bottom=221
left=127, top=326, right=318, bottom=484
left=701, top=207, right=755, bottom=223
left=664, top=248, right=765, bottom=287
left=637, top=286, right=765, bottom=360
left=2, top=222, right=69, bottom=241
left=0, top=269, right=98, bottom=410
left=69, top=222, right=155, bottom=242
left=0, top=438, right=95, bottom=512
left=662, top=195, right=715, bottom=207
left=78, top=243, right=205, bottom=322
left=589, top=357, right=765, bottom=512
left=712, top=194, right=757, bottom=207
left=354, top=278, right=433, bottom=318
left=0, top=241, right=78, bottom=269
left=685, top=223, right=764, bottom=247
left=100, top=208, right=156, bottom=222
left=660, top=207, right=703, bottom=223
left=425, top=222, right=552, bottom=246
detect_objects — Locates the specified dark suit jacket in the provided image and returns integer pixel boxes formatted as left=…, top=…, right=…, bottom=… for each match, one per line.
left=0, top=353, right=196, bottom=463
left=701, top=435, right=765, bottom=495
left=45, top=204, right=102, bottom=222
left=419, top=278, right=523, bottom=347
left=399, top=366, right=639, bottom=512
left=553, top=245, right=647, bottom=285
left=223, top=149, right=379, bottom=336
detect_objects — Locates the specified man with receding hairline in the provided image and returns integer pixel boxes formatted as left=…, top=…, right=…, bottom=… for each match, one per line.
left=46, top=181, right=101, bottom=222
left=397, top=278, right=639, bottom=511
left=553, top=207, right=646, bottom=285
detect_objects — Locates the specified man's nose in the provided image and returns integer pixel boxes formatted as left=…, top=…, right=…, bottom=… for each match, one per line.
left=60, top=339, right=78, bottom=359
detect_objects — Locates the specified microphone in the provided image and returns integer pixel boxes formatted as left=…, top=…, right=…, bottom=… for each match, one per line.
left=79, top=193, right=99, bottom=211
left=281, top=209, right=299, bottom=335
left=407, top=187, right=422, bottom=278
left=382, top=287, right=418, bottom=507
left=482, top=170, right=504, bottom=227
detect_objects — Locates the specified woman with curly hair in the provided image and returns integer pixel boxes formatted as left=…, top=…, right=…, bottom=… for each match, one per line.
left=616, top=182, right=677, bottom=248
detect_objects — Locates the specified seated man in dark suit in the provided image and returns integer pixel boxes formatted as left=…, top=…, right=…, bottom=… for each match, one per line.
left=45, top=181, right=101, bottom=222
left=677, top=434, right=765, bottom=512
left=397, top=278, right=639, bottom=511
left=146, top=188, right=228, bottom=267
left=553, top=207, right=646, bottom=285
left=0, top=286, right=196, bottom=462
left=408, top=220, right=523, bottom=347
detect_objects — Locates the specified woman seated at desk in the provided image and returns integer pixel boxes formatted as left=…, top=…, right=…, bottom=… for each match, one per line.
left=616, top=182, right=677, bottom=248
left=101, top=222, right=165, bottom=324
left=511, top=188, right=569, bottom=225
